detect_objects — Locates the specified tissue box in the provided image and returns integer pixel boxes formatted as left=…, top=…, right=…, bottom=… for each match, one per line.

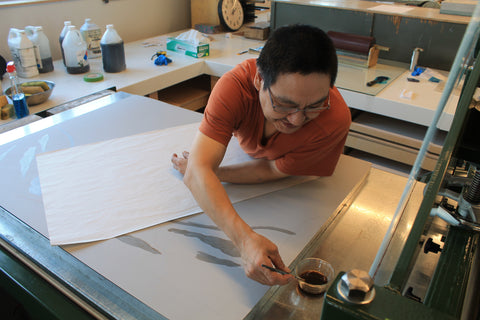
left=167, top=37, right=210, bottom=58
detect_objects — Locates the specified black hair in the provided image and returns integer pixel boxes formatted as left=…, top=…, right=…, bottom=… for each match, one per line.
left=257, top=24, right=337, bottom=89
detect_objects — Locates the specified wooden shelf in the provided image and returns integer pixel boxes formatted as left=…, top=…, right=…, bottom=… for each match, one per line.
left=155, top=75, right=211, bottom=111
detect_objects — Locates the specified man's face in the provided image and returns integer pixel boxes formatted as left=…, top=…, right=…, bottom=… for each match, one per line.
left=258, top=72, right=331, bottom=135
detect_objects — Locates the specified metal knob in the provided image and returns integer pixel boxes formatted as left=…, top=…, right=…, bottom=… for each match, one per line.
left=337, top=269, right=376, bottom=304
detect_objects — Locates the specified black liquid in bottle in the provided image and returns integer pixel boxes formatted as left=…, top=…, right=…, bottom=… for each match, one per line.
left=66, top=64, right=90, bottom=74
left=39, top=57, right=54, bottom=73
left=59, top=34, right=66, bottom=66
left=101, top=42, right=126, bottom=73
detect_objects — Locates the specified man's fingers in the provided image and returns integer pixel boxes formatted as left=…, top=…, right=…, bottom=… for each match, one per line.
left=261, top=267, right=292, bottom=285
left=246, top=265, right=276, bottom=285
left=269, top=251, right=290, bottom=273
left=247, top=261, right=291, bottom=286
left=182, top=151, right=190, bottom=159
left=171, top=154, right=178, bottom=164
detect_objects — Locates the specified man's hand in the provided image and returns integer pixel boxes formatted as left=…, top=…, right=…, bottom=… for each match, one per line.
left=239, top=231, right=292, bottom=286
left=171, top=151, right=190, bottom=175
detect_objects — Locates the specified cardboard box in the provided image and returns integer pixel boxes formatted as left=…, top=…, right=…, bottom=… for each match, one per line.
left=167, top=38, right=210, bottom=58
left=243, top=22, right=270, bottom=40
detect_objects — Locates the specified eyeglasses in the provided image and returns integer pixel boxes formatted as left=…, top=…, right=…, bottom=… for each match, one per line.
left=267, top=87, right=330, bottom=115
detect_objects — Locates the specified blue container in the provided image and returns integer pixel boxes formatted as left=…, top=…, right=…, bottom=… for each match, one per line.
left=12, top=93, right=29, bottom=119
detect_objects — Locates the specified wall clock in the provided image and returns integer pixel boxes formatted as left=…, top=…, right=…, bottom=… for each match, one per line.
left=218, top=0, right=245, bottom=31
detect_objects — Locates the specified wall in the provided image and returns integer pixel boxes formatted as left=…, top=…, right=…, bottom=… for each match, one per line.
left=0, top=0, right=191, bottom=62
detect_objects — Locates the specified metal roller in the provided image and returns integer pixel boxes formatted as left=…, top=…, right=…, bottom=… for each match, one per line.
left=327, top=31, right=375, bottom=55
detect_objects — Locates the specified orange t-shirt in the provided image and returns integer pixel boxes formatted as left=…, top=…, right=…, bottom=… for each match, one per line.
left=199, top=59, right=351, bottom=176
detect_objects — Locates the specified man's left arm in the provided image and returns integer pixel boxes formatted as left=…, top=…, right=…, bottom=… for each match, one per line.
left=216, top=159, right=289, bottom=184
left=172, top=152, right=289, bottom=184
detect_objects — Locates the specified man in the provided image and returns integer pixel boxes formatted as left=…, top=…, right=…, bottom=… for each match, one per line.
left=171, top=24, right=351, bottom=286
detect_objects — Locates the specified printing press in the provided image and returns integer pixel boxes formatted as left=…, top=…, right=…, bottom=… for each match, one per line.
left=326, top=18, right=480, bottom=320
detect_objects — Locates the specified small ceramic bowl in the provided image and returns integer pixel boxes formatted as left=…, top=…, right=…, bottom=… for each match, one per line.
left=4, top=80, right=55, bottom=106
left=294, top=257, right=334, bottom=294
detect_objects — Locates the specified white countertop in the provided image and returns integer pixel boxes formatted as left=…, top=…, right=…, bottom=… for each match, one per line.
left=339, top=68, right=459, bottom=131
left=1, top=29, right=459, bottom=131
left=0, top=31, right=263, bottom=119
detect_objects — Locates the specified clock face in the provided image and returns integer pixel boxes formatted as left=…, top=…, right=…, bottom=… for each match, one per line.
left=218, top=0, right=244, bottom=31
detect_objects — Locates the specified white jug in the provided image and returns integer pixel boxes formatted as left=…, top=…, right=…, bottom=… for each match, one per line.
left=7, top=28, right=39, bottom=78
left=27, top=26, right=54, bottom=73
left=62, top=25, right=90, bottom=74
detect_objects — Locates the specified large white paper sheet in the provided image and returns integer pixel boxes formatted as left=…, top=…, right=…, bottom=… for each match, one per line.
left=37, top=122, right=315, bottom=245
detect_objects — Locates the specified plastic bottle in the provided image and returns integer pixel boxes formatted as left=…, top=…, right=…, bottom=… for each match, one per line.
left=100, top=24, right=126, bottom=73
left=7, top=28, right=39, bottom=78
left=62, top=25, right=90, bottom=74
left=6, top=61, right=29, bottom=119
left=59, top=21, right=72, bottom=66
left=23, top=26, right=41, bottom=71
left=28, top=26, right=54, bottom=73
left=80, top=18, right=102, bottom=59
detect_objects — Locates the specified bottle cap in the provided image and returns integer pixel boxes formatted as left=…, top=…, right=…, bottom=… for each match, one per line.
left=6, top=61, right=15, bottom=73
left=83, top=72, right=104, bottom=82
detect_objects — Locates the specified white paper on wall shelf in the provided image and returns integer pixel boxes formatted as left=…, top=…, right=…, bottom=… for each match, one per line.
left=36, top=122, right=316, bottom=245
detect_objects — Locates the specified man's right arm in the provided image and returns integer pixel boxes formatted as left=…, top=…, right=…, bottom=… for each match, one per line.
left=182, top=131, right=291, bottom=286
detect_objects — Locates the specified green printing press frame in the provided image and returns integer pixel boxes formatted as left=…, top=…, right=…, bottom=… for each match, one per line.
left=322, top=6, right=480, bottom=320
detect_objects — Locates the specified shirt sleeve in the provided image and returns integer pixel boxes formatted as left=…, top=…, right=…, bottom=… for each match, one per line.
left=199, top=71, right=247, bottom=147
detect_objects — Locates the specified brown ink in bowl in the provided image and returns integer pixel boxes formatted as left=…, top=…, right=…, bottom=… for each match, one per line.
left=300, top=270, right=328, bottom=285
left=295, top=258, right=334, bottom=295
